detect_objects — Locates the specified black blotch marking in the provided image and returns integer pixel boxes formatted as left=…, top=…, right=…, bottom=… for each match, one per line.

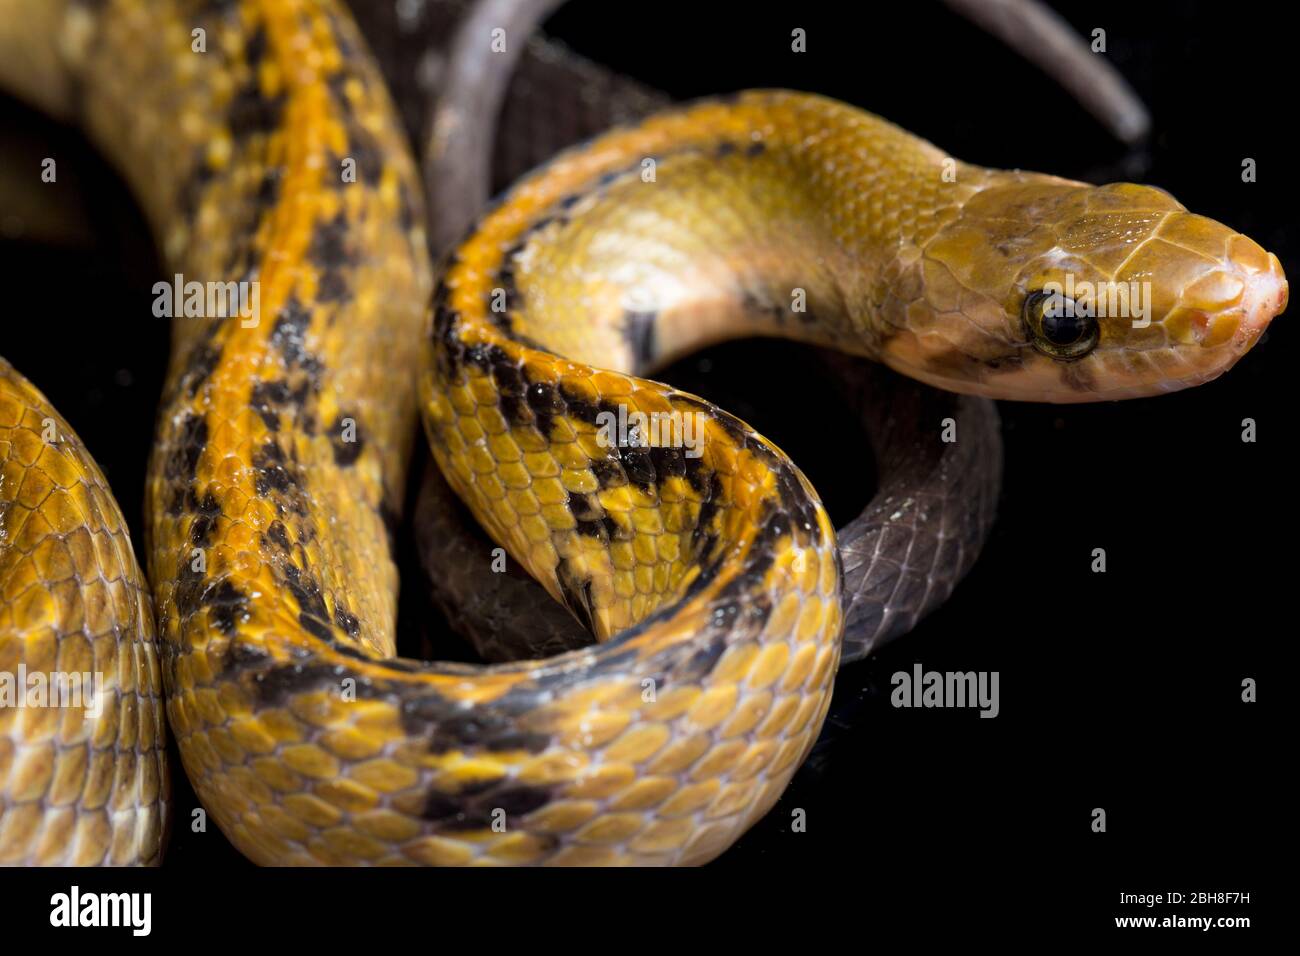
left=429, top=720, right=550, bottom=759
left=188, top=492, right=222, bottom=547
left=590, top=457, right=625, bottom=489
left=242, top=26, right=267, bottom=67
left=418, top=793, right=461, bottom=822
left=334, top=605, right=360, bottom=637
left=282, top=563, right=329, bottom=621
left=281, top=564, right=335, bottom=641
left=269, top=297, right=325, bottom=382
left=320, top=62, right=379, bottom=187
left=165, top=413, right=208, bottom=481
left=569, top=494, right=620, bottom=541
left=174, top=557, right=203, bottom=622
left=557, top=389, right=603, bottom=427
left=525, top=381, right=564, bottom=438
left=308, top=211, right=352, bottom=303
left=227, top=79, right=285, bottom=142
left=250, top=378, right=304, bottom=432
left=252, top=441, right=295, bottom=496
left=681, top=398, right=746, bottom=446
left=401, top=695, right=551, bottom=755
left=489, top=786, right=552, bottom=819
left=682, top=451, right=712, bottom=495
left=316, top=266, right=350, bottom=303
left=573, top=516, right=618, bottom=540
left=774, top=465, right=820, bottom=535
left=431, top=280, right=457, bottom=337
left=691, top=472, right=725, bottom=560
left=679, top=619, right=730, bottom=680
left=326, top=642, right=374, bottom=664
left=648, top=444, right=686, bottom=483
left=207, top=581, right=249, bottom=636
left=423, top=785, right=553, bottom=831
left=431, top=285, right=469, bottom=377
left=226, top=640, right=271, bottom=668
left=490, top=353, right=527, bottom=427
left=266, top=519, right=292, bottom=553
left=489, top=239, right=531, bottom=335
left=249, top=662, right=383, bottom=708
left=746, top=141, right=766, bottom=157
left=167, top=486, right=192, bottom=520
left=257, top=167, right=283, bottom=210
left=619, top=447, right=656, bottom=493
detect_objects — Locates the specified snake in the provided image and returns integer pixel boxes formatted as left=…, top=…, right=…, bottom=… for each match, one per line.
left=0, top=0, right=1287, bottom=866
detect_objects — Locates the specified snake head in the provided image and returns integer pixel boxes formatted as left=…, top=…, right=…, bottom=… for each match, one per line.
left=889, top=178, right=1287, bottom=402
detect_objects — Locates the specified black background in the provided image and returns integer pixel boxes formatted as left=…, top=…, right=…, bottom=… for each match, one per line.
left=0, top=0, right=1287, bottom=931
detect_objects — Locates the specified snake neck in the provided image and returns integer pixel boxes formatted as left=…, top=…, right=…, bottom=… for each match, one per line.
left=432, top=90, right=995, bottom=377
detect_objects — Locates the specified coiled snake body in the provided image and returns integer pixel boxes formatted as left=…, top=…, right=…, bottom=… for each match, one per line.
left=0, top=0, right=1286, bottom=865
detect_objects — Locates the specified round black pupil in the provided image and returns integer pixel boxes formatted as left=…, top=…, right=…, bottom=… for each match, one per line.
left=1041, top=307, right=1084, bottom=345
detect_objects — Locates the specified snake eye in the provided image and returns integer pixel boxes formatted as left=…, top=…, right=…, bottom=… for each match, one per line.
left=1022, top=290, right=1099, bottom=360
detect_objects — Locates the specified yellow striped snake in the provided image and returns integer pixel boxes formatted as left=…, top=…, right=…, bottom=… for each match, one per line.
left=0, top=0, right=1285, bottom=865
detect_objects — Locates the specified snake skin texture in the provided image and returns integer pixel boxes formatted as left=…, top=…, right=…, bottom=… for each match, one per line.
left=415, top=358, right=1001, bottom=666
left=0, top=0, right=1286, bottom=867
left=0, top=359, right=168, bottom=865
left=820, top=354, right=1001, bottom=661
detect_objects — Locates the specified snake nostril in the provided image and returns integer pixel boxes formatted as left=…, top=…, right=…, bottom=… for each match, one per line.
left=1166, top=307, right=1214, bottom=345
left=1189, top=312, right=1212, bottom=343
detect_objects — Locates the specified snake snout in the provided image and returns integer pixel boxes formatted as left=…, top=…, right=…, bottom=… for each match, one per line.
left=1237, top=250, right=1288, bottom=348
left=1161, top=232, right=1286, bottom=360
